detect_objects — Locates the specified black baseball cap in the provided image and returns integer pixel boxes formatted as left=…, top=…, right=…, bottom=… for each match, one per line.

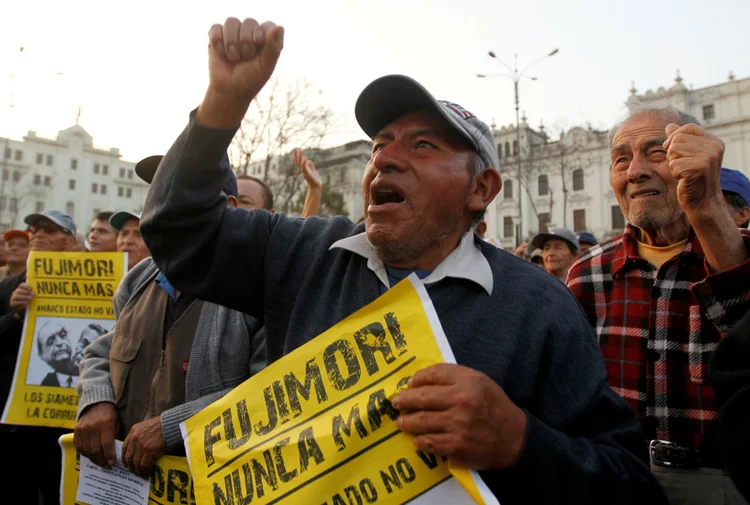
left=135, top=155, right=238, bottom=197
left=355, top=75, right=500, bottom=173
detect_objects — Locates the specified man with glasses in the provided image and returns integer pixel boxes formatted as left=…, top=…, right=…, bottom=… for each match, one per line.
left=0, top=209, right=77, bottom=505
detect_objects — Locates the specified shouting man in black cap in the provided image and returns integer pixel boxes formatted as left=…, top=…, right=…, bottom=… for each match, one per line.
left=137, top=17, right=666, bottom=504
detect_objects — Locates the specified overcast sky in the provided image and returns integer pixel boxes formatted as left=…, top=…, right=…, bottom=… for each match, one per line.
left=1, top=0, right=748, bottom=163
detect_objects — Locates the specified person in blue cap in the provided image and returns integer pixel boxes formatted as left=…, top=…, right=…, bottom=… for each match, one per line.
left=0, top=209, right=78, bottom=505
left=720, top=168, right=750, bottom=229
left=576, top=231, right=599, bottom=253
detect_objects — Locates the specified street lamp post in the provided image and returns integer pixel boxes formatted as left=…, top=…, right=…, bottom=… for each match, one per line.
left=477, top=48, right=558, bottom=246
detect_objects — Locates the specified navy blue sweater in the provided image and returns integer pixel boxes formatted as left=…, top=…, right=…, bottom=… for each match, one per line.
left=140, top=117, right=666, bottom=504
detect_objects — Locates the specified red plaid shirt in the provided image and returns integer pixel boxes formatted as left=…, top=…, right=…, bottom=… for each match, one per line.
left=567, top=224, right=750, bottom=461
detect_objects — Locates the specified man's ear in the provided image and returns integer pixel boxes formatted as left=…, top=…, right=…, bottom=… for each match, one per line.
left=735, top=207, right=750, bottom=228
left=467, top=168, right=501, bottom=215
left=227, top=195, right=239, bottom=208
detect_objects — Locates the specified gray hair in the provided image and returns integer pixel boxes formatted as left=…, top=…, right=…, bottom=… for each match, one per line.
left=607, top=106, right=701, bottom=149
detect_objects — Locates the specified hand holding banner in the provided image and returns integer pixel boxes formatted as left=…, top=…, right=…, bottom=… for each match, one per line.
left=179, top=275, right=498, bottom=505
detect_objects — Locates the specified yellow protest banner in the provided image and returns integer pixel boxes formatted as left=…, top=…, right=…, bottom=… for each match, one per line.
left=59, top=433, right=196, bottom=505
left=1, top=251, right=127, bottom=429
left=180, top=275, right=499, bottom=505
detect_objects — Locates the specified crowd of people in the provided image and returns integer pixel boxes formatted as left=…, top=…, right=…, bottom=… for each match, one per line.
left=0, top=15, right=749, bottom=505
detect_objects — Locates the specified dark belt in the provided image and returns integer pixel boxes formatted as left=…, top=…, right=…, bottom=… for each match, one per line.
left=650, top=440, right=724, bottom=469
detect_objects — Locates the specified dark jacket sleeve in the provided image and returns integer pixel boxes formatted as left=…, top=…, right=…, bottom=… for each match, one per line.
left=489, top=281, right=667, bottom=504
left=709, top=309, right=750, bottom=501
left=0, top=272, right=26, bottom=343
left=139, top=115, right=279, bottom=318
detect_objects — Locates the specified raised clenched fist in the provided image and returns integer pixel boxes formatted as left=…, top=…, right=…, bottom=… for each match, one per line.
left=663, top=122, right=725, bottom=214
left=198, top=17, right=285, bottom=128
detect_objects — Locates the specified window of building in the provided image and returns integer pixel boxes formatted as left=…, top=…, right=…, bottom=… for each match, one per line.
left=10, top=198, right=18, bottom=212
left=119, top=167, right=125, bottom=178
left=71, top=159, right=78, bottom=169
left=538, top=213, right=551, bottom=234
left=0, top=197, right=5, bottom=210
left=65, top=201, right=75, bottom=217
left=103, top=164, right=109, bottom=176
left=573, top=209, right=586, bottom=232
left=46, top=154, right=53, bottom=166
left=572, top=168, right=584, bottom=191
left=3, top=148, right=10, bottom=159
left=512, top=140, right=519, bottom=156
left=69, top=179, right=76, bottom=190
left=126, top=188, right=132, bottom=198
left=497, top=144, right=503, bottom=159
left=505, top=142, right=510, bottom=157
left=612, top=205, right=626, bottom=230
left=33, top=174, right=41, bottom=185
left=12, top=171, right=21, bottom=182
left=127, top=170, right=133, bottom=179
left=503, top=179, right=514, bottom=199
left=100, top=184, right=107, bottom=195
left=14, top=149, right=22, bottom=161
left=36, top=153, right=43, bottom=164
left=94, top=163, right=100, bottom=174
left=118, top=187, right=124, bottom=197
left=92, top=183, right=98, bottom=193
left=538, top=175, right=549, bottom=196
left=43, top=176, right=51, bottom=186
left=36, top=201, right=44, bottom=212
left=503, top=216, right=514, bottom=238
left=2, top=169, right=8, bottom=181
left=703, top=104, right=715, bottom=121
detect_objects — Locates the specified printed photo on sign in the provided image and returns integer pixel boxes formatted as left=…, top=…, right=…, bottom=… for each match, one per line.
left=25, top=316, right=112, bottom=388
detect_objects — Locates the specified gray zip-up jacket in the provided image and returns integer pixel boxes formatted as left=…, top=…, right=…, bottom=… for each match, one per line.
left=76, top=257, right=265, bottom=452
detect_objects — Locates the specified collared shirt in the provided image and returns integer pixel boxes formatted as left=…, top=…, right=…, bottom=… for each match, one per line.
left=56, top=372, right=77, bottom=388
left=329, top=230, right=493, bottom=295
left=567, top=224, right=750, bottom=459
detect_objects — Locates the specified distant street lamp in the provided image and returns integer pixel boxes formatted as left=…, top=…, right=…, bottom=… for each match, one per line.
left=477, top=48, right=559, bottom=245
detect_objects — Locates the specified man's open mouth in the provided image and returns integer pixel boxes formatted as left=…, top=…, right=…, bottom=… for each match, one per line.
left=370, top=184, right=405, bottom=207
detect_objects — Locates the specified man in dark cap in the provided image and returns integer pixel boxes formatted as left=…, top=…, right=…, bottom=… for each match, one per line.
left=576, top=231, right=599, bottom=253
left=720, top=168, right=750, bottom=229
left=134, top=17, right=666, bottom=504
left=532, top=227, right=580, bottom=281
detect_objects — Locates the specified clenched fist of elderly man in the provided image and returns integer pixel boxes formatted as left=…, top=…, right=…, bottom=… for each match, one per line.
left=197, top=17, right=285, bottom=129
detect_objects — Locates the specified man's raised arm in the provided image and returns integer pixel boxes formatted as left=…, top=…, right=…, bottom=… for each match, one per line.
left=140, top=18, right=284, bottom=314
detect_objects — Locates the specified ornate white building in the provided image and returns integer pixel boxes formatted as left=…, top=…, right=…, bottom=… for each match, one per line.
left=485, top=72, right=750, bottom=250
left=0, top=125, right=149, bottom=233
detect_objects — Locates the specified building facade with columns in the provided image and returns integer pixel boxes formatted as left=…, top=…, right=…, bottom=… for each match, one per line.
left=484, top=72, right=750, bottom=250
left=0, top=125, right=149, bottom=233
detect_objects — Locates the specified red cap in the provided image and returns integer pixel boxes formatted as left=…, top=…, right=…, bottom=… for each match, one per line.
left=3, top=229, right=30, bottom=242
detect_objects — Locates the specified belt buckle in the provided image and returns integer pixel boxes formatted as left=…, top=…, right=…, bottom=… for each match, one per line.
left=650, top=440, right=699, bottom=468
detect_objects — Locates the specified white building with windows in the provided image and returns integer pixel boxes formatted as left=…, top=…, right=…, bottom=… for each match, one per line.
left=485, top=72, right=750, bottom=250
left=0, top=125, right=149, bottom=233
